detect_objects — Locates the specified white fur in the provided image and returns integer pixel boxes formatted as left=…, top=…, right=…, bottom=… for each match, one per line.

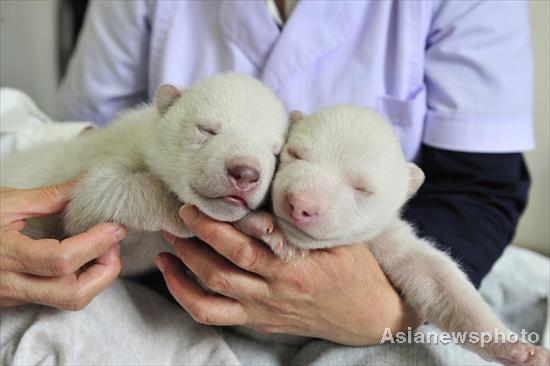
left=241, top=105, right=548, bottom=365
left=272, top=106, right=417, bottom=249
left=1, top=74, right=289, bottom=276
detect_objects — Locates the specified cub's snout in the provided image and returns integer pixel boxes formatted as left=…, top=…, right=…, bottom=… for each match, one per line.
left=226, top=156, right=260, bottom=192
left=222, top=156, right=262, bottom=209
left=287, top=192, right=320, bottom=224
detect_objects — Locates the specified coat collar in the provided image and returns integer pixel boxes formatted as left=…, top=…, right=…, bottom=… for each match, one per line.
left=219, top=1, right=358, bottom=91
left=218, top=1, right=280, bottom=70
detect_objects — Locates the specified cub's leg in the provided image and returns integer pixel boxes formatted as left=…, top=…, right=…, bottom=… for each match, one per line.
left=370, top=219, right=549, bottom=366
left=64, top=162, right=191, bottom=238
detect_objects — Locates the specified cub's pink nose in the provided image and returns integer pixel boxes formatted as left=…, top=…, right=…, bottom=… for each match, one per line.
left=287, top=194, right=319, bottom=223
left=227, top=165, right=260, bottom=191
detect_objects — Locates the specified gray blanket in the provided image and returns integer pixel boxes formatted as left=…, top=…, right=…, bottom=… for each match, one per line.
left=1, top=246, right=548, bottom=366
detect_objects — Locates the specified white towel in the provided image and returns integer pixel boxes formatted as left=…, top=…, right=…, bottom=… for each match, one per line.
left=0, top=88, right=91, bottom=158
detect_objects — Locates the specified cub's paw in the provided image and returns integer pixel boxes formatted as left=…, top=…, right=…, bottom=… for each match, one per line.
left=234, top=210, right=276, bottom=238
left=488, top=341, right=550, bottom=366
left=233, top=211, right=307, bottom=262
left=234, top=210, right=283, bottom=252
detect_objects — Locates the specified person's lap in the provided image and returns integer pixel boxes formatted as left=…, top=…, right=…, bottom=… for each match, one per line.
left=1, top=246, right=547, bottom=366
left=0, top=280, right=239, bottom=365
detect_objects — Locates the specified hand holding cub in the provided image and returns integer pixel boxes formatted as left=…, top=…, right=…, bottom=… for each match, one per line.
left=0, top=182, right=127, bottom=309
left=156, top=205, right=419, bottom=346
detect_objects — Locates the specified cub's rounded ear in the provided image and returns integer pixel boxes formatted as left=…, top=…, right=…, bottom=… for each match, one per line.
left=155, top=84, right=181, bottom=115
left=289, top=110, right=305, bottom=123
left=407, top=163, right=425, bottom=197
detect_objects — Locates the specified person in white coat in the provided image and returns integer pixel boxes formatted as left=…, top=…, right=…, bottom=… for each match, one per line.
left=0, top=1, right=536, bottom=364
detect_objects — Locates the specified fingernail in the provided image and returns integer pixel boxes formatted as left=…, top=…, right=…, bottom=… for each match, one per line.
left=155, top=256, right=165, bottom=272
left=112, top=225, right=127, bottom=241
left=179, top=205, right=199, bottom=224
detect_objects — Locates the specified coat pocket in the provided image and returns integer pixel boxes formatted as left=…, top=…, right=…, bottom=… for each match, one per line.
left=375, top=87, right=426, bottom=127
left=375, top=88, right=427, bottom=160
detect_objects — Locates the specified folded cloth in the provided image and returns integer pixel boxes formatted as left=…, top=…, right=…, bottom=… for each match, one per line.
left=1, top=247, right=547, bottom=366
left=0, top=88, right=91, bottom=159
left=0, top=280, right=241, bottom=366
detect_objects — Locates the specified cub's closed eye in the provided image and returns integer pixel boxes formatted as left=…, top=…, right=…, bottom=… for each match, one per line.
left=197, top=125, right=218, bottom=136
left=354, top=186, right=372, bottom=195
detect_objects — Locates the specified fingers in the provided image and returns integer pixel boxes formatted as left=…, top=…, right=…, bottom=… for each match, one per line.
left=59, top=223, right=127, bottom=273
left=0, top=244, right=121, bottom=310
left=1, top=223, right=127, bottom=276
left=74, top=243, right=121, bottom=303
left=179, top=205, right=279, bottom=277
left=0, top=296, right=26, bottom=307
left=163, top=233, right=270, bottom=300
left=1, top=181, right=76, bottom=223
left=156, top=253, right=247, bottom=326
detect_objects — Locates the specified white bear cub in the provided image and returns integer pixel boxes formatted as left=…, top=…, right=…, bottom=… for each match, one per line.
left=1, top=74, right=289, bottom=276
left=237, top=106, right=549, bottom=366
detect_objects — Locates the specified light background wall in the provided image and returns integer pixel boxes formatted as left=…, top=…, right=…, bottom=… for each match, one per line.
left=0, top=0, right=549, bottom=255
left=513, top=0, right=550, bottom=255
left=0, top=0, right=60, bottom=116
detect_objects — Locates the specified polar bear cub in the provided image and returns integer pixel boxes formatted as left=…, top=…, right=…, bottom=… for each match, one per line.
left=1, top=74, right=289, bottom=276
left=237, top=106, right=549, bottom=366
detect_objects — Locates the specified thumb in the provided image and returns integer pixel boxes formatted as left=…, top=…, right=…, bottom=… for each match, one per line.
left=13, top=181, right=76, bottom=219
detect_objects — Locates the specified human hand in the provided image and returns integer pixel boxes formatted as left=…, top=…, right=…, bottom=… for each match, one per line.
left=0, top=182, right=127, bottom=310
left=155, top=205, right=419, bottom=346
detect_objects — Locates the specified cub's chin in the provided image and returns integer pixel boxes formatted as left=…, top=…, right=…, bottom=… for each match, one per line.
left=191, top=196, right=250, bottom=222
left=177, top=185, right=251, bottom=222
left=276, top=218, right=344, bottom=250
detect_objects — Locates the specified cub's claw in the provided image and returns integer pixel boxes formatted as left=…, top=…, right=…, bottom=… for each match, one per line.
left=234, top=211, right=275, bottom=237
left=273, top=238, right=308, bottom=263
left=487, top=341, right=550, bottom=366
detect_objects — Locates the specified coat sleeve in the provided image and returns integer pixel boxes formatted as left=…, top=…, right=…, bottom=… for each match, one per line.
left=403, top=145, right=530, bottom=288
left=423, top=0, right=534, bottom=153
left=55, top=0, right=152, bottom=125
left=405, top=1, right=535, bottom=287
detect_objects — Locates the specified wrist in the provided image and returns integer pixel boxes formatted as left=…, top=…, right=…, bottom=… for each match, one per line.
left=354, top=287, right=421, bottom=346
